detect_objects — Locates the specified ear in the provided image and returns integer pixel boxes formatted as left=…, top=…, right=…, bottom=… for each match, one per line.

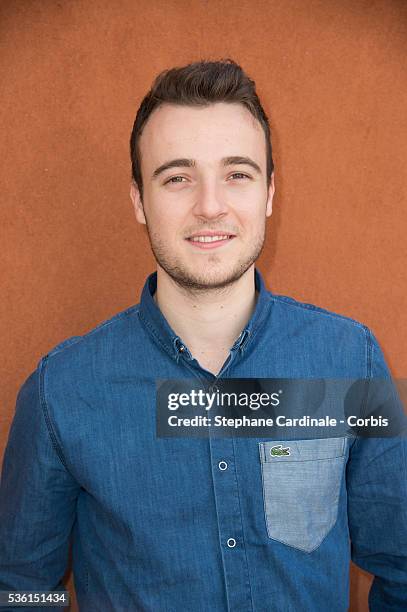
left=266, top=172, right=275, bottom=218
left=130, top=181, right=146, bottom=225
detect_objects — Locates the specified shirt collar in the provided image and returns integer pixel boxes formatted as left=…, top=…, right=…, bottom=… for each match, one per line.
left=137, top=267, right=272, bottom=361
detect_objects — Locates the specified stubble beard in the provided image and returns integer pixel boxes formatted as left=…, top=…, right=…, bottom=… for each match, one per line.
left=144, top=217, right=267, bottom=294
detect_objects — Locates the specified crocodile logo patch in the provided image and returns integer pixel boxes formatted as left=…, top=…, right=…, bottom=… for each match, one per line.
left=270, top=444, right=291, bottom=457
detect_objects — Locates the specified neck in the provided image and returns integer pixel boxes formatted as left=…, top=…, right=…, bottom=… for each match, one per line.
left=153, top=265, right=258, bottom=354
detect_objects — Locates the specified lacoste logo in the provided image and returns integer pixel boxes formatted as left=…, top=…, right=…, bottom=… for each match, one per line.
left=270, top=444, right=291, bottom=457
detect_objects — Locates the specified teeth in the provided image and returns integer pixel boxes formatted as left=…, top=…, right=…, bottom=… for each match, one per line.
left=190, top=235, right=230, bottom=243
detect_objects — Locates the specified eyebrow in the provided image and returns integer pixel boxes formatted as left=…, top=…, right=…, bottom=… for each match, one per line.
left=151, top=156, right=262, bottom=180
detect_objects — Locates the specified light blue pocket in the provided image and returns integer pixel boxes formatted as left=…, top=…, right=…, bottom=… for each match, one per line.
left=258, top=437, right=347, bottom=552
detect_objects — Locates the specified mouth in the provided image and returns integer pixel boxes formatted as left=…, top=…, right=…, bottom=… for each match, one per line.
left=185, top=233, right=236, bottom=250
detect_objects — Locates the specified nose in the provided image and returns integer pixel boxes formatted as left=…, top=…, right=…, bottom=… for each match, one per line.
left=192, top=178, right=228, bottom=221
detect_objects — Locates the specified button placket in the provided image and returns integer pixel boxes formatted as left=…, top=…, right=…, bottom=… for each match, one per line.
left=172, top=331, right=251, bottom=606
left=209, top=435, right=251, bottom=609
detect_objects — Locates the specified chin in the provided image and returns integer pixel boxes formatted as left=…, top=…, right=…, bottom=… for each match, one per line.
left=162, top=260, right=253, bottom=291
left=152, top=237, right=262, bottom=290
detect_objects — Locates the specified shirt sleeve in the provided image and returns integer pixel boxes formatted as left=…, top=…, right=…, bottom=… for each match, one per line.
left=0, top=357, right=80, bottom=611
left=347, top=328, right=407, bottom=611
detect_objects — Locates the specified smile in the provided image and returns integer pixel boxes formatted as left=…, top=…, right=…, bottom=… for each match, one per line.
left=186, top=234, right=235, bottom=250
left=190, top=235, right=230, bottom=243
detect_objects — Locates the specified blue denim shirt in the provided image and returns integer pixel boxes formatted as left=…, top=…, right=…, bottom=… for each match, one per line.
left=1, top=268, right=406, bottom=611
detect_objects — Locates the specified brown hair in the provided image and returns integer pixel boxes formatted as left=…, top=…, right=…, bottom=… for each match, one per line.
left=130, top=58, right=274, bottom=201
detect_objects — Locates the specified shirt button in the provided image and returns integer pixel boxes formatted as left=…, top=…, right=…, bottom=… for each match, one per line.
left=227, top=538, right=236, bottom=548
left=179, top=345, right=185, bottom=352
left=218, top=461, right=228, bottom=471
left=208, top=383, right=218, bottom=393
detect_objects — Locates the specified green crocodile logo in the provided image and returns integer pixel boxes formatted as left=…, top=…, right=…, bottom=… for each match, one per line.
left=270, top=444, right=291, bottom=457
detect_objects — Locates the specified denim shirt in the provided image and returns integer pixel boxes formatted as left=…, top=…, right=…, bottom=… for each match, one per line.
left=1, top=268, right=406, bottom=612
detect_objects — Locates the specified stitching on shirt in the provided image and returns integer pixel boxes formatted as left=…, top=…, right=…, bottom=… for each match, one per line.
left=137, top=308, right=176, bottom=360
left=243, top=291, right=369, bottom=358
left=232, top=437, right=255, bottom=612
left=366, top=327, right=373, bottom=379
left=39, top=356, right=78, bottom=476
left=270, top=293, right=367, bottom=331
left=239, top=293, right=273, bottom=354
left=402, top=432, right=407, bottom=500
left=85, top=562, right=89, bottom=593
left=360, top=327, right=373, bottom=420
left=46, top=305, right=141, bottom=359
left=245, top=295, right=273, bottom=347
left=258, top=443, right=273, bottom=539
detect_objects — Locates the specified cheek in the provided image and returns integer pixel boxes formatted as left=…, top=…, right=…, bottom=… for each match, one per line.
left=148, top=206, right=183, bottom=241
left=230, top=184, right=268, bottom=211
left=233, top=199, right=267, bottom=227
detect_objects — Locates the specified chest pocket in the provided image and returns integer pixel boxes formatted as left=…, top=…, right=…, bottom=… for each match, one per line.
left=258, top=437, right=347, bottom=552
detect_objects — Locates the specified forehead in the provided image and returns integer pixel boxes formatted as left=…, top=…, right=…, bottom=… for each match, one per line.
left=138, top=102, right=266, bottom=167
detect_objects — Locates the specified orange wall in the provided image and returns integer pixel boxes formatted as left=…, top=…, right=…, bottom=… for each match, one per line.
left=1, top=1, right=406, bottom=610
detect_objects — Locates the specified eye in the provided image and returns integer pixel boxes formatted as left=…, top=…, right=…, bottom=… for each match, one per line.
left=229, top=172, right=251, bottom=180
left=164, top=176, right=187, bottom=184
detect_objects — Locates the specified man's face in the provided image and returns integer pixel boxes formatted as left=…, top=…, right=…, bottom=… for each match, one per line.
left=130, top=101, right=274, bottom=291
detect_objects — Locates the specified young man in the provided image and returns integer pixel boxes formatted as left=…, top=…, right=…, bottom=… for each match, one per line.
left=0, top=59, right=406, bottom=611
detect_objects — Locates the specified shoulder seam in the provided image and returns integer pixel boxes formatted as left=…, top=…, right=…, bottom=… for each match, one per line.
left=46, top=305, right=140, bottom=359
left=365, top=326, right=374, bottom=379
left=269, top=293, right=366, bottom=330
left=38, top=356, right=72, bottom=472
